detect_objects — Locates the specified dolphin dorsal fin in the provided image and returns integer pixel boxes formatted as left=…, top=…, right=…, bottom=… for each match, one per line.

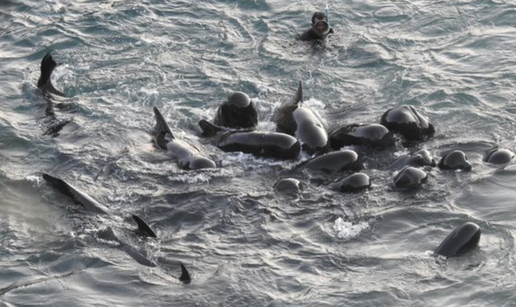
left=198, top=119, right=224, bottom=137
left=179, top=263, right=192, bottom=284
left=38, top=53, right=57, bottom=89
left=132, top=214, right=157, bottom=238
left=37, top=52, right=65, bottom=97
left=291, top=81, right=303, bottom=105
left=153, top=107, right=175, bottom=138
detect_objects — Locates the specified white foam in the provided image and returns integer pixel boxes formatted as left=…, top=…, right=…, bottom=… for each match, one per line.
left=333, top=217, right=369, bottom=240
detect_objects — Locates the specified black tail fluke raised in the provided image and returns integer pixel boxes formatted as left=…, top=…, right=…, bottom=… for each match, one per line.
left=37, top=52, right=65, bottom=97
left=179, top=263, right=191, bottom=284
left=132, top=214, right=157, bottom=238
left=198, top=119, right=223, bottom=137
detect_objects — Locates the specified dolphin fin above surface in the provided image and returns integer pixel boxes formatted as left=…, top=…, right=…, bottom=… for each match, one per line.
left=198, top=119, right=224, bottom=137
left=179, top=263, right=191, bottom=284
left=132, top=214, right=157, bottom=238
left=434, top=222, right=481, bottom=257
left=290, top=81, right=303, bottom=105
left=37, top=52, right=65, bottom=97
left=153, top=107, right=175, bottom=149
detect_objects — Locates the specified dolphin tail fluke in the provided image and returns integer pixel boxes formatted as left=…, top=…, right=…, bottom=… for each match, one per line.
left=132, top=214, right=157, bottom=238
left=153, top=107, right=175, bottom=149
left=291, top=81, right=303, bottom=105
left=198, top=119, right=223, bottom=137
left=179, top=263, right=192, bottom=284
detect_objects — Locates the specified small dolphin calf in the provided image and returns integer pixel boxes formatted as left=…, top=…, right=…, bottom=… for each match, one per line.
left=434, top=222, right=481, bottom=257
left=153, top=107, right=216, bottom=170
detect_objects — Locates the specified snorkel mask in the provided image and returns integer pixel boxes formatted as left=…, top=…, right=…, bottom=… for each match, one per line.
left=311, top=12, right=330, bottom=36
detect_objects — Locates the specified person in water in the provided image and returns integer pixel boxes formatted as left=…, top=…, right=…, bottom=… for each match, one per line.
left=299, top=12, right=334, bottom=41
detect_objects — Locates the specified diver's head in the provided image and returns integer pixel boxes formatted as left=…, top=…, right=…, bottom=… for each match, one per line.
left=311, top=12, right=330, bottom=36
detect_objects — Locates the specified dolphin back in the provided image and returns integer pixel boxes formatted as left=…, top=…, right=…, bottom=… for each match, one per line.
left=42, top=173, right=109, bottom=215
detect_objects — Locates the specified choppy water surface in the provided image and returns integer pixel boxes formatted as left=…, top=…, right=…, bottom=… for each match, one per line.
left=1, top=0, right=516, bottom=306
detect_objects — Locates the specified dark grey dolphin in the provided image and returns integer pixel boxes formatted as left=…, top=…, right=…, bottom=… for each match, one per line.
left=392, top=166, right=428, bottom=189
left=387, top=149, right=436, bottom=171
left=42, top=173, right=110, bottom=215
left=36, top=52, right=71, bottom=136
left=380, top=105, right=435, bottom=141
left=273, top=81, right=330, bottom=155
left=153, top=107, right=216, bottom=170
left=98, top=226, right=156, bottom=267
left=484, top=147, right=514, bottom=166
left=199, top=120, right=301, bottom=160
left=42, top=174, right=190, bottom=283
left=329, top=123, right=394, bottom=149
left=214, top=92, right=258, bottom=129
left=274, top=178, right=302, bottom=195
left=438, top=150, right=472, bottom=171
left=329, top=173, right=371, bottom=193
left=434, top=222, right=481, bottom=257
left=297, top=150, right=363, bottom=173
left=37, top=52, right=65, bottom=97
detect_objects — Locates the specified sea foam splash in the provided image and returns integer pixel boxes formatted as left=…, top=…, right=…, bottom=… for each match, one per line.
left=333, top=217, right=369, bottom=240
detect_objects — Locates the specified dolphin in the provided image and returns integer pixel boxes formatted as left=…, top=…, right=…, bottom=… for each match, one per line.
left=273, top=82, right=330, bottom=155
left=153, top=107, right=216, bottom=170
left=36, top=52, right=71, bottom=136
left=434, top=222, right=481, bottom=257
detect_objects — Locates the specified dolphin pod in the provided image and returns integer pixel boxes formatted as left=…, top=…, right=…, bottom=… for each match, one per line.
left=32, top=49, right=505, bottom=287
left=42, top=173, right=191, bottom=283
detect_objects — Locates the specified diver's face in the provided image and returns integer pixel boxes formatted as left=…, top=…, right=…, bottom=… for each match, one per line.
left=313, top=20, right=329, bottom=35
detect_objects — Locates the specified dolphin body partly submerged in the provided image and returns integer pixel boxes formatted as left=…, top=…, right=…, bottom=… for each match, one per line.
left=42, top=173, right=191, bottom=283
left=153, top=107, right=217, bottom=170
left=273, top=82, right=330, bottom=155
left=36, top=52, right=72, bottom=136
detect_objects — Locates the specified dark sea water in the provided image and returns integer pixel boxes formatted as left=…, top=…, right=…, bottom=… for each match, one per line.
left=1, top=0, right=516, bottom=306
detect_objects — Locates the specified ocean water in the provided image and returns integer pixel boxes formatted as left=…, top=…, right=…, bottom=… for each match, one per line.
left=1, top=0, right=516, bottom=306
